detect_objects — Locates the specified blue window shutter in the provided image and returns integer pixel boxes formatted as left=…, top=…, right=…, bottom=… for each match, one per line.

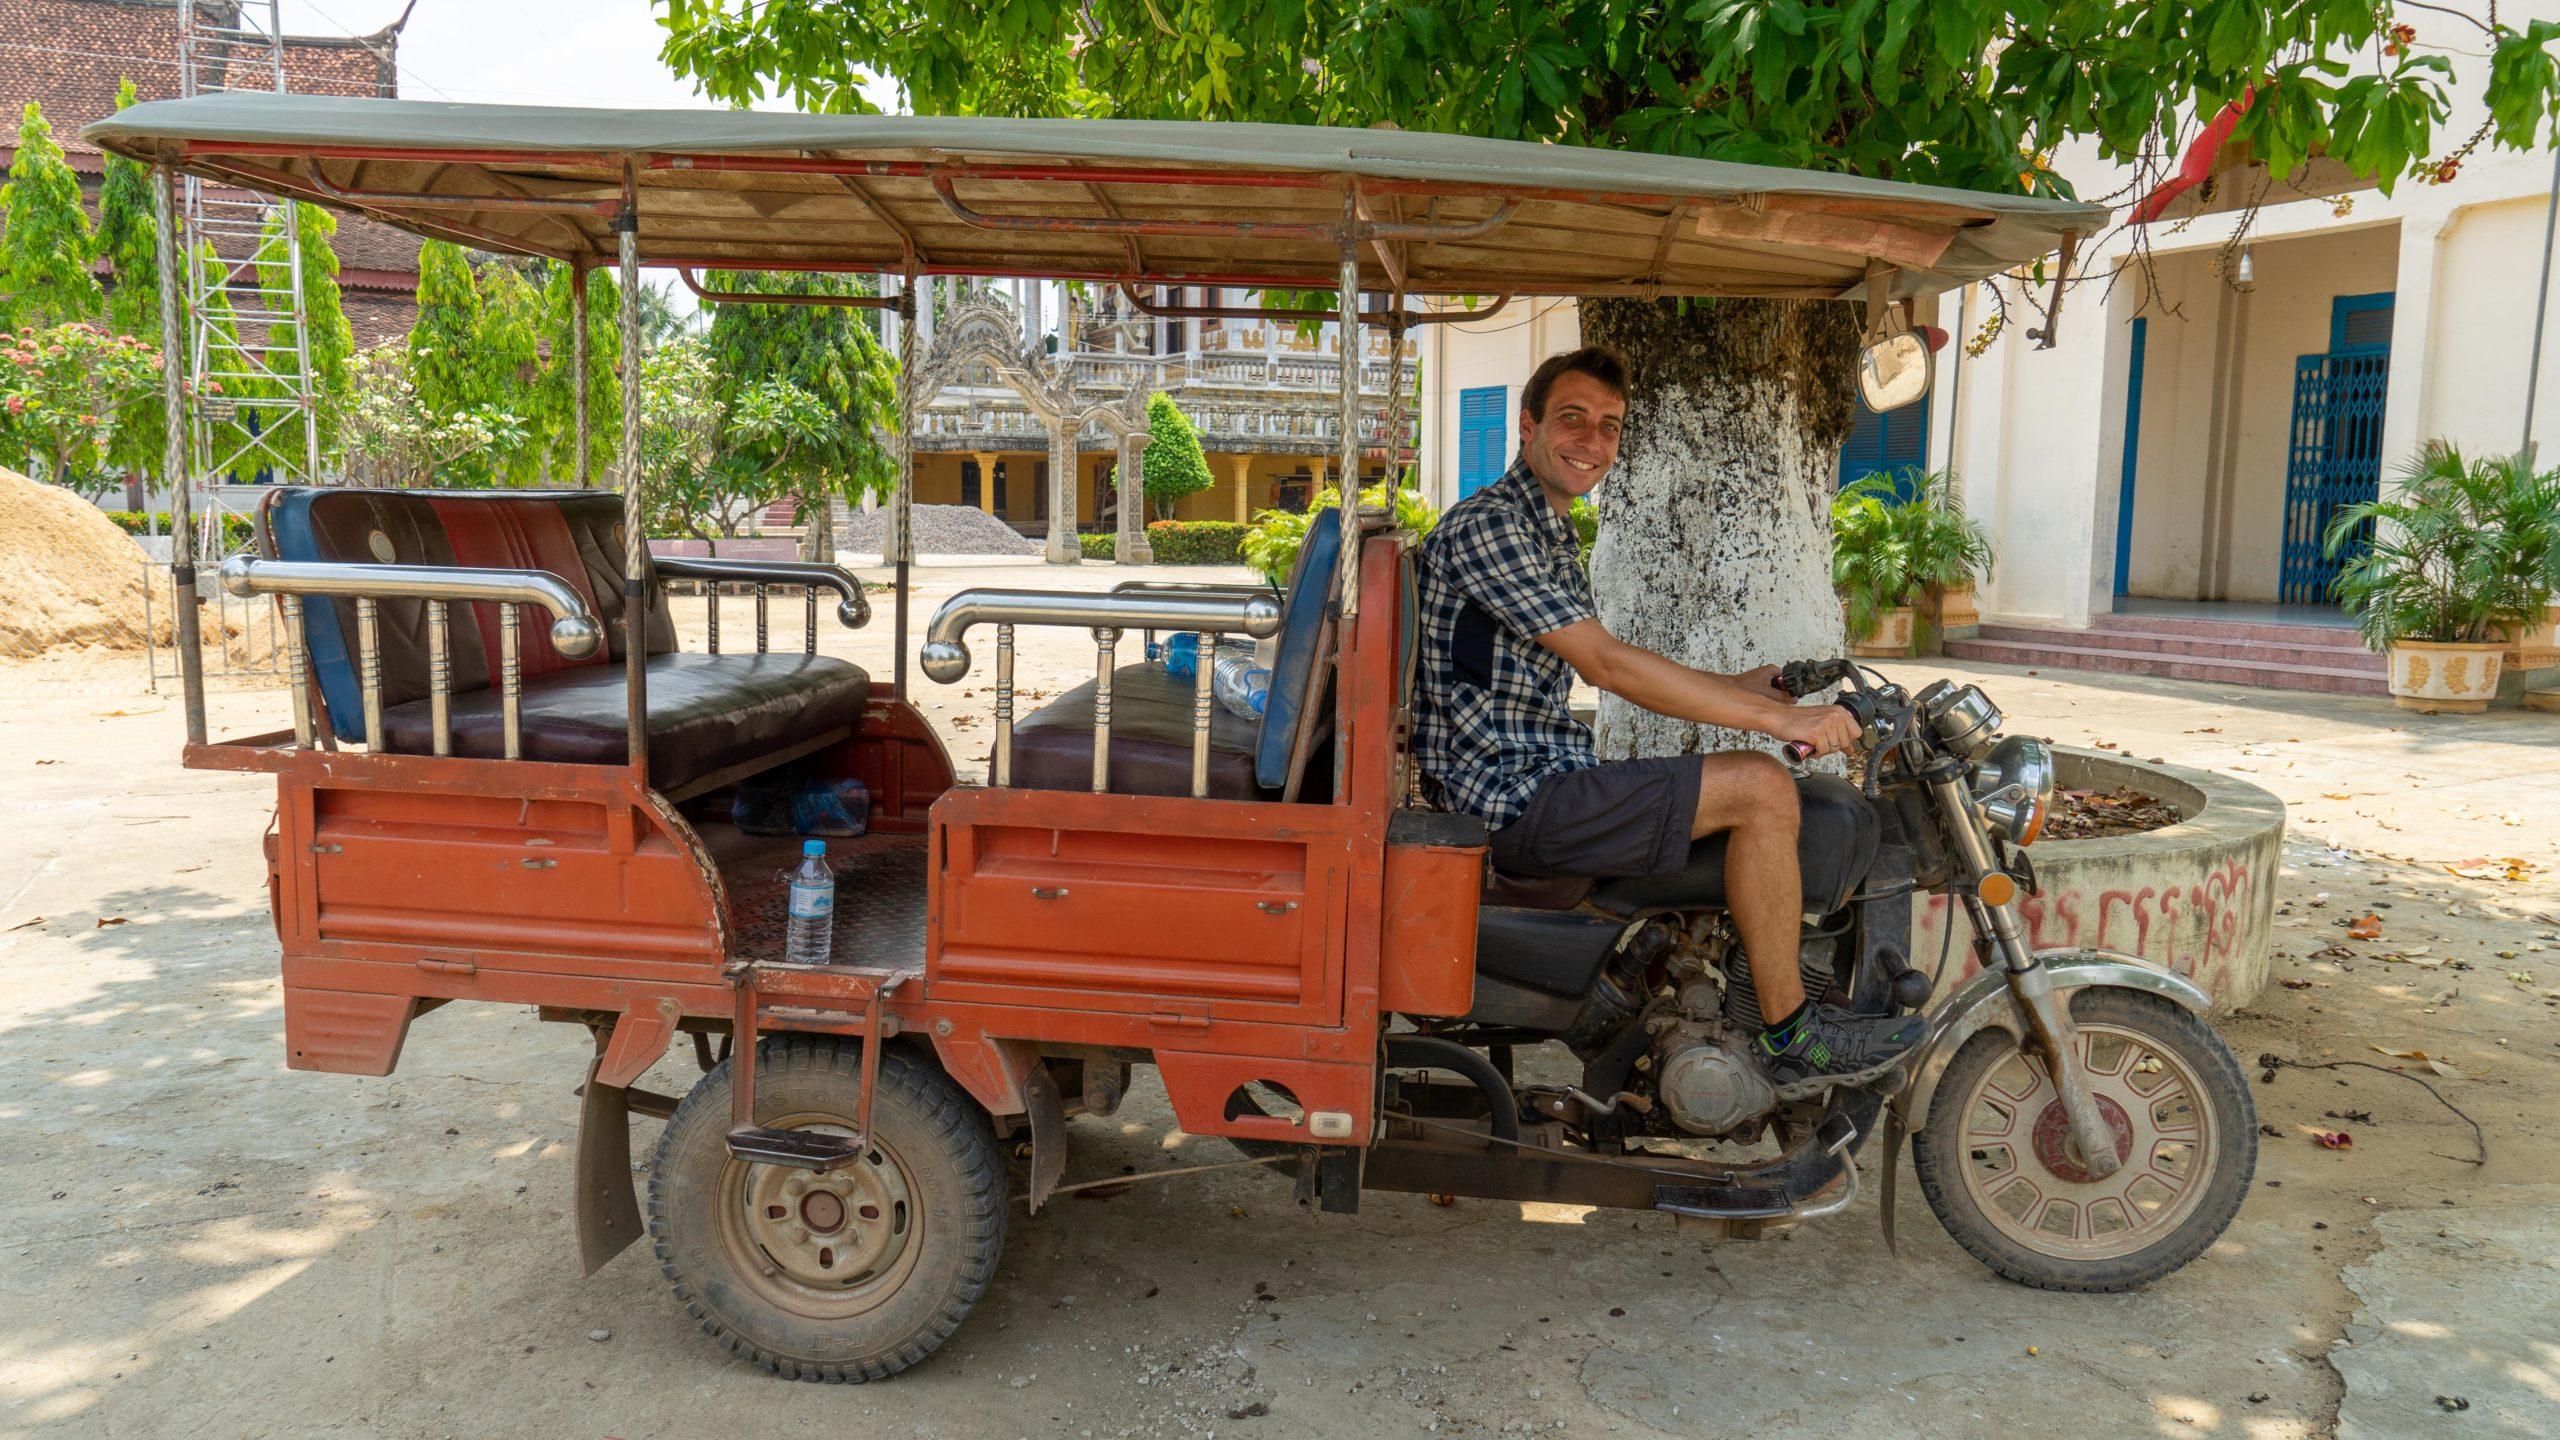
left=1839, top=396, right=1928, bottom=496
left=1458, top=385, right=1506, bottom=497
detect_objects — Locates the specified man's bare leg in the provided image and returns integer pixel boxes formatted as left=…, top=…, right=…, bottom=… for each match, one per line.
left=1690, top=751, right=1927, bottom=1092
left=1691, top=752, right=1807, bottom=1020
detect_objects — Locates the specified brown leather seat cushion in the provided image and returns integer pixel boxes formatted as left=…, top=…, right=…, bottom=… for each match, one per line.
left=1009, top=662, right=1265, bottom=800
left=378, top=652, right=870, bottom=791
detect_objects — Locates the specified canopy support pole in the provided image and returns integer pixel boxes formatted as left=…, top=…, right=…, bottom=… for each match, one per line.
left=1335, top=230, right=1365, bottom=627
left=571, top=259, right=590, bottom=486
left=616, top=168, right=648, bottom=782
left=154, top=164, right=205, bottom=747
left=894, top=251, right=920, bottom=701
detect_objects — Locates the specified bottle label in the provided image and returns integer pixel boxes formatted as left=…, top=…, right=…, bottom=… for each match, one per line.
left=790, top=886, right=834, bottom=919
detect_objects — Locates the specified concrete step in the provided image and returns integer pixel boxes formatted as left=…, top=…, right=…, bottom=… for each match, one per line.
left=1974, top=622, right=2386, bottom=673
left=2091, top=611, right=2366, bottom=647
left=1943, top=636, right=2390, bottom=695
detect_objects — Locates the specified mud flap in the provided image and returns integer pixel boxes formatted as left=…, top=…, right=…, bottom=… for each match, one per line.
left=575, top=1050, right=644, bottom=1276
left=1021, top=1062, right=1067, bottom=1213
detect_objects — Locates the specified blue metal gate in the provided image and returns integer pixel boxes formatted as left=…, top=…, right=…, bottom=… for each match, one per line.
left=2279, top=296, right=2393, bottom=604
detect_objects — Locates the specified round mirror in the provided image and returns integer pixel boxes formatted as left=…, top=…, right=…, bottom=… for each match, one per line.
left=1856, top=330, right=1934, bottom=412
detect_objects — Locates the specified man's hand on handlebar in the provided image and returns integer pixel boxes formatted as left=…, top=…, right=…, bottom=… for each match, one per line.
left=1733, top=663, right=1789, bottom=700
left=1770, top=702, right=1861, bottom=760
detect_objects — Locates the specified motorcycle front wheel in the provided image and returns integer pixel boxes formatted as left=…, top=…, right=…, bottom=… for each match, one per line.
left=1912, top=988, right=2255, bottom=1292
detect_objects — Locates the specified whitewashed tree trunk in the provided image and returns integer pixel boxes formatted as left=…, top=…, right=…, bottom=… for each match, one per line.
left=1580, top=298, right=1859, bottom=761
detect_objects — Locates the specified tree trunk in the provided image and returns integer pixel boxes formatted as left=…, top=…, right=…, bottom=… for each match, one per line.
left=1578, top=297, right=1862, bottom=760
left=798, top=485, right=835, bottom=563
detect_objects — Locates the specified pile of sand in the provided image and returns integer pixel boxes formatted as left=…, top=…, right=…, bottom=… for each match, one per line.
left=0, top=467, right=161, bottom=657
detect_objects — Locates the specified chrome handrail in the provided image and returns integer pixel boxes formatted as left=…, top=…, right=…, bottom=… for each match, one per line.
left=651, top=556, right=871, bottom=654
left=1109, top=580, right=1280, bottom=653
left=920, top=588, right=1284, bottom=797
left=219, top=555, right=606, bottom=757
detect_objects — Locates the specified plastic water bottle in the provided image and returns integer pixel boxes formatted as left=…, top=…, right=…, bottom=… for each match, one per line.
left=1212, top=651, right=1271, bottom=720
left=1161, top=631, right=1203, bottom=680
left=784, top=840, right=835, bottom=965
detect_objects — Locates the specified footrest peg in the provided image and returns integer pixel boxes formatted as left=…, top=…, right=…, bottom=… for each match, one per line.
left=725, top=1126, right=867, bottom=1172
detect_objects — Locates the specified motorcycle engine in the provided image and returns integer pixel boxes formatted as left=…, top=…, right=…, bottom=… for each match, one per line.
left=1650, top=1013, right=1779, bottom=1136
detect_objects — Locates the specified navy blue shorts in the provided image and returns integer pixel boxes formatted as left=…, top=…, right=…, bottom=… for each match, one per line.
left=1487, top=757, right=1703, bottom=878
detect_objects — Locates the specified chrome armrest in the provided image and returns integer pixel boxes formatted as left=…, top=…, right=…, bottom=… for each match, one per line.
left=918, top=586, right=1285, bottom=799
left=920, top=588, right=1280, bottom=683
left=219, top=556, right=603, bottom=656
left=651, top=556, right=871, bottom=634
left=1108, top=580, right=1278, bottom=600
left=219, top=554, right=606, bottom=759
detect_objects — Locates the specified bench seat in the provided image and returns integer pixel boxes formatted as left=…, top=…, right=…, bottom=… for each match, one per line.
left=1010, top=662, right=1264, bottom=800
left=266, top=486, right=867, bottom=793
left=378, top=652, right=870, bottom=790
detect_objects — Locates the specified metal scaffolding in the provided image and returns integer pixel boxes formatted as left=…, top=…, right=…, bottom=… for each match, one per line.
left=153, top=1, right=315, bottom=685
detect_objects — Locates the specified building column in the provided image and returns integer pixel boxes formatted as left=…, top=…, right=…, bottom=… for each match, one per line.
left=2377, top=214, right=2450, bottom=487
left=1116, top=432, right=1155, bottom=564
left=1228, top=453, right=1252, bottom=523
left=969, top=450, right=1001, bottom=515
left=1045, top=422, right=1080, bottom=564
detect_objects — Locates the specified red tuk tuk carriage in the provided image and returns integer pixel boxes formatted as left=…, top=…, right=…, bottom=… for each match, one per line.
left=90, top=93, right=2253, bottom=1382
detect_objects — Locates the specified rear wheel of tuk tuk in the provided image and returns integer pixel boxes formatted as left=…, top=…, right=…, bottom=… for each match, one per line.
left=647, top=1035, right=1006, bottom=1381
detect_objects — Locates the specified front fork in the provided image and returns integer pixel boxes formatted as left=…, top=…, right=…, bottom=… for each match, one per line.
left=1924, top=777, right=2123, bottom=1180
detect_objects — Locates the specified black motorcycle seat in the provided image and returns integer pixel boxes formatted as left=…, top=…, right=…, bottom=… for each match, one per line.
left=1474, top=906, right=1629, bottom=997
left=1586, top=775, right=1880, bottom=918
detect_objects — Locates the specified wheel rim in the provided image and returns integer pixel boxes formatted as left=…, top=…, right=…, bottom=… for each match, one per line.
left=1954, top=1023, right=2219, bottom=1261
left=717, top=1112, right=921, bottom=1318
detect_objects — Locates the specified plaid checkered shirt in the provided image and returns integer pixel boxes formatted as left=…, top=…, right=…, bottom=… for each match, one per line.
left=1413, top=458, right=1600, bottom=829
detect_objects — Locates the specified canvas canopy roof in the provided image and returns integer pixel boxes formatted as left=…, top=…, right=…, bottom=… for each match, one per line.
left=88, top=92, right=2107, bottom=301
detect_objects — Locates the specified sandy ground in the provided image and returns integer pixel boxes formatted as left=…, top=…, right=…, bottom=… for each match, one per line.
left=4, top=560, right=2557, bottom=1439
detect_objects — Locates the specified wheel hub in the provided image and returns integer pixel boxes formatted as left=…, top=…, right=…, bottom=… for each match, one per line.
left=2029, top=1092, right=2134, bottom=1183
left=737, top=1130, right=913, bottom=1291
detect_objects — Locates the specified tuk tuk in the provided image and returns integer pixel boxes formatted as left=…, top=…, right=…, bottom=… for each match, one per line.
left=89, top=93, right=2253, bottom=1382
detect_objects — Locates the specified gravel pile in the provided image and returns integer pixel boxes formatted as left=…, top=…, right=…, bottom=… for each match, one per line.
left=838, top=503, right=1039, bottom=558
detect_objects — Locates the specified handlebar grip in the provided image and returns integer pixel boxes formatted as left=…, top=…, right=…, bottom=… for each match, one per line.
left=1782, top=740, right=1817, bottom=763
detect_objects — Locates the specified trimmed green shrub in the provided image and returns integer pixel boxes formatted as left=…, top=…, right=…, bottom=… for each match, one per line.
left=1078, top=533, right=1116, bottom=560
left=1143, top=519, right=1248, bottom=565
left=106, top=510, right=256, bottom=550
left=1140, top=393, right=1215, bottom=518
left=1240, top=485, right=1440, bottom=586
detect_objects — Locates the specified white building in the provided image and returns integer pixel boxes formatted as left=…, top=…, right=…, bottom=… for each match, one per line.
left=1417, top=9, right=2560, bottom=699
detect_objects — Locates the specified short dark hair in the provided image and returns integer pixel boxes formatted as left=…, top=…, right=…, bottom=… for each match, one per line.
left=1521, top=344, right=1630, bottom=421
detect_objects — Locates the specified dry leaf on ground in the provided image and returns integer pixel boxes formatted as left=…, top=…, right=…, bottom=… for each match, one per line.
left=2370, top=1045, right=2467, bottom=1079
left=2446, top=857, right=2541, bottom=883
left=2346, top=914, right=2384, bottom=940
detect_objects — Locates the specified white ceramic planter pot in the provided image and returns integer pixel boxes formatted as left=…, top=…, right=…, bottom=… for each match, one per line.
left=1846, top=604, right=1915, bottom=658
left=2496, top=605, right=2560, bottom=671
left=2387, top=639, right=2507, bottom=714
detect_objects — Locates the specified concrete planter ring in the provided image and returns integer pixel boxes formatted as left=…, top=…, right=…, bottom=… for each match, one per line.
left=1846, top=604, right=1915, bottom=658
left=2385, top=638, right=2506, bottom=714
left=1914, top=748, right=2285, bottom=1010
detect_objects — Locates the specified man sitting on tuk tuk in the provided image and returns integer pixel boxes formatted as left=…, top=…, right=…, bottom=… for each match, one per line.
left=1414, top=346, right=1928, bottom=1094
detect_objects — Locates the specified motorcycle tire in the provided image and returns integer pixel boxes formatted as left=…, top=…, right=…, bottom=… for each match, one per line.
left=1912, top=988, right=2255, bottom=1293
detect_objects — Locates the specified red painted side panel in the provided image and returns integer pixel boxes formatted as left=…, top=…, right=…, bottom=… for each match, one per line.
left=929, top=787, right=1349, bottom=1028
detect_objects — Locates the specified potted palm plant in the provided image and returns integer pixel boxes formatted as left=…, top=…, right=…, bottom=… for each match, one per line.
left=1832, top=468, right=1995, bottom=658
left=2327, top=443, right=2560, bottom=713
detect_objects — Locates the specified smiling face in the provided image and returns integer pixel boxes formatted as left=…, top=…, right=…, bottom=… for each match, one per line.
left=1518, top=370, right=1626, bottom=512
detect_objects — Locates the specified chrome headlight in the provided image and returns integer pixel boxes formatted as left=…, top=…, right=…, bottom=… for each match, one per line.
left=1920, top=681, right=2004, bottom=760
left=1973, top=735, right=2056, bottom=846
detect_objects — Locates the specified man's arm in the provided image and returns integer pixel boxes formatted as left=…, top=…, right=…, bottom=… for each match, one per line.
left=1540, top=620, right=1860, bottom=755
